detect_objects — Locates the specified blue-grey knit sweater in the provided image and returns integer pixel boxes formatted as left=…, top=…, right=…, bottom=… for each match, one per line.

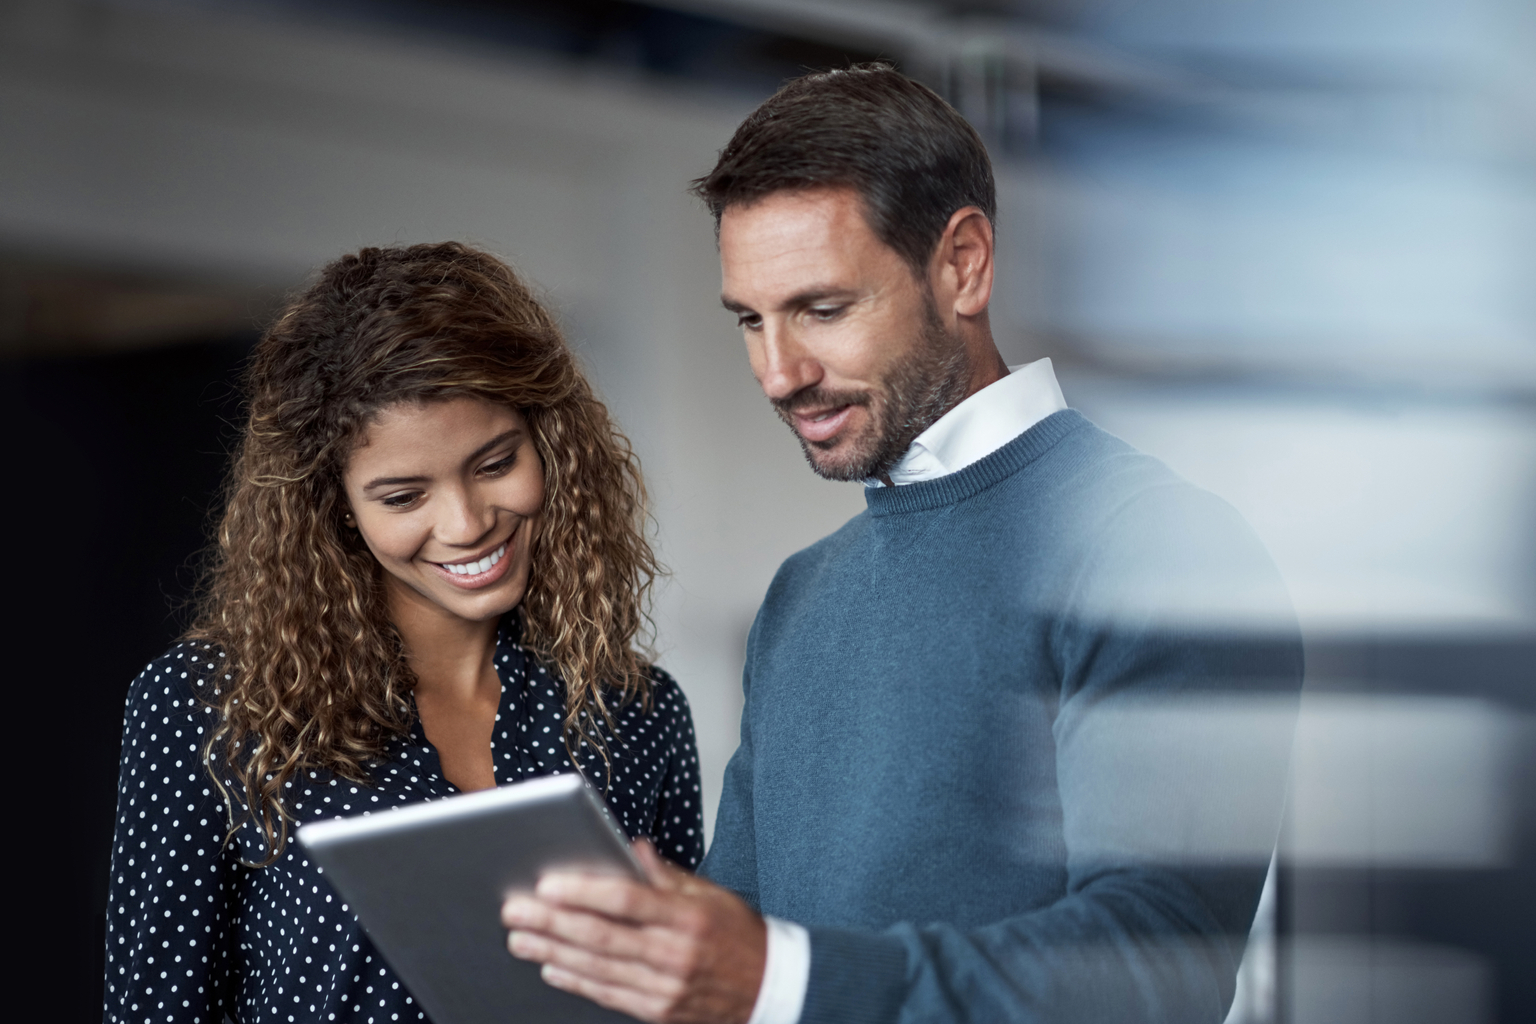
left=701, top=410, right=1302, bottom=1024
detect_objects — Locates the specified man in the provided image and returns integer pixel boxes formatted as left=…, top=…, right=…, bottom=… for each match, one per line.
left=503, top=64, right=1301, bottom=1024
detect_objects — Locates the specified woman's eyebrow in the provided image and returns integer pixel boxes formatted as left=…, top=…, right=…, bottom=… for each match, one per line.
left=362, top=429, right=523, bottom=491
left=363, top=473, right=428, bottom=491
left=466, top=429, right=522, bottom=464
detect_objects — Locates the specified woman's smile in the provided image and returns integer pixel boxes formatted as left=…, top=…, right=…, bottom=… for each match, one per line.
left=430, top=538, right=513, bottom=589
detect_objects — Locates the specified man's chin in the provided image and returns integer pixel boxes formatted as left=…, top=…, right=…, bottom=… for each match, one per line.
left=798, top=436, right=882, bottom=482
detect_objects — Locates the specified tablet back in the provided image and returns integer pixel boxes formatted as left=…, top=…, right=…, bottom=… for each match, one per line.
left=298, top=773, right=642, bottom=1024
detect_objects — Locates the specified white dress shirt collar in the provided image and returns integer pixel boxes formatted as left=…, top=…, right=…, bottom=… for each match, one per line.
left=868, top=357, right=1068, bottom=488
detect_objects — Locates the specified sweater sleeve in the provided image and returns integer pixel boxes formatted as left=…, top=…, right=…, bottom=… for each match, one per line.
left=105, top=645, right=245, bottom=1024
left=799, top=485, right=1303, bottom=1024
left=698, top=618, right=763, bottom=910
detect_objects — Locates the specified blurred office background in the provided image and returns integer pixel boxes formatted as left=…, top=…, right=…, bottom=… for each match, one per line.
left=3, top=1, right=1531, bottom=1021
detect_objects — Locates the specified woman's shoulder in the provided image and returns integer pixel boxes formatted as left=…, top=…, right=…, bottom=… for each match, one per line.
left=123, top=641, right=228, bottom=729
left=608, top=663, right=693, bottom=744
left=641, top=664, right=690, bottom=716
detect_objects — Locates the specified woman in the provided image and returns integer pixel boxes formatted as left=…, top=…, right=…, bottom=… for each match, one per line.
left=104, top=242, right=703, bottom=1023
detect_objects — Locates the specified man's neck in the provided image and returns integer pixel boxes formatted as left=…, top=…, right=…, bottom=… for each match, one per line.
left=959, top=319, right=1009, bottom=403
left=873, top=341, right=1006, bottom=489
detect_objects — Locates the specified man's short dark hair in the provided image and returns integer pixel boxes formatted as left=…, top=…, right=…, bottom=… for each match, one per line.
left=690, top=63, right=996, bottom=274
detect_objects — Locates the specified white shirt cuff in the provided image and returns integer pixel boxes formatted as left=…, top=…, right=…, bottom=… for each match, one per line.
left=746, top=916, right=810, bottom=1024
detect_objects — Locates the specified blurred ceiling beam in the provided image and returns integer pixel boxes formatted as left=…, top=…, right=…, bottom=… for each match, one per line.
left=638, top=0, right=1212, bottom=147
left=638, top=0, right=1536, bottom=164
left=642, top=0, right=1202, bottom=92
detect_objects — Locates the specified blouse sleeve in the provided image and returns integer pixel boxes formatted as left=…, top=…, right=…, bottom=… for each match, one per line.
left=105, top=645, right=244, bottom=1024
left=647, top=671, right=705, bottom=870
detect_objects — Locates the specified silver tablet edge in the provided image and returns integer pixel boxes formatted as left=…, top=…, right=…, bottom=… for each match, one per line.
left=297, top=772, right=590, bottom=849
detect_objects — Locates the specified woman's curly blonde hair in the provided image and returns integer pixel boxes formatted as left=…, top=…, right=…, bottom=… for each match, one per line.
left=190, top=241, right=659, bottom=864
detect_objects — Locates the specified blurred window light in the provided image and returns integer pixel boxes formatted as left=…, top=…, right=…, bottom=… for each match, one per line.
left=1286, top=938, right=1493, bottom=1024
left=1284, top=695, right=1522, bottom=869
left=1061, top=697, right=1299, bottom=864
left=1066, top=381, right=1536, bottom=635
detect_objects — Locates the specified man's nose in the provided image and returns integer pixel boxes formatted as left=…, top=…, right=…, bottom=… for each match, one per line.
left=754, top=321, right=822, bottom=402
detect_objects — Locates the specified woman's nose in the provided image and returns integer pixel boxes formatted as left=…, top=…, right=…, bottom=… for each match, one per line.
left=438, top=486, right=496, bottom=546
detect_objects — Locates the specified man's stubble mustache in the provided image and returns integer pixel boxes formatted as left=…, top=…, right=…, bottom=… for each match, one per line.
left=771, top=387, right=873, bottom=452
left=769, top=312, right=971, bottom=482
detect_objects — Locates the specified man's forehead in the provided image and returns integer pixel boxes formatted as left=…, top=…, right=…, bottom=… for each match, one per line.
left=718, top=187, right=894, bottom=303
left=721, top=189, right=863, bottom=250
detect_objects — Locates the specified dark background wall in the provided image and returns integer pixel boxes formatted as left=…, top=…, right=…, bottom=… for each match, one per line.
left=4, top=337, right=249, bottom=1020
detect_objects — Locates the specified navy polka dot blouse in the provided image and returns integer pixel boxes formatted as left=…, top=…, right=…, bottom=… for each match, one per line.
left=105, top=621, right=703, bottom=1024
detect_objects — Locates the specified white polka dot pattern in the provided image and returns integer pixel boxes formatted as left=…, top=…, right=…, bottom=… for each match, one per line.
left=104, top=624, right=703, bottom=1023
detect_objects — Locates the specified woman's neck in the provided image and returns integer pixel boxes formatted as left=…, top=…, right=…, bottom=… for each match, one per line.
left=386, top=579, right=504, bottom=792
left=387, top=578, right=501, bottom=702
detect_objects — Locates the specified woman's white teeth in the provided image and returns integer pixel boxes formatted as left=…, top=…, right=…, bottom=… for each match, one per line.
left=445, top=543, right=506, bottom=575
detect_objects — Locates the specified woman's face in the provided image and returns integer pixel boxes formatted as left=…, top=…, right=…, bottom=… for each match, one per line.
left=342, top=397, right=544, bottom=626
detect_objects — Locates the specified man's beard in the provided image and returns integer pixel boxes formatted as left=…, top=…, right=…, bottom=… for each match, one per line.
left=771, top=298, right=973, bottom=482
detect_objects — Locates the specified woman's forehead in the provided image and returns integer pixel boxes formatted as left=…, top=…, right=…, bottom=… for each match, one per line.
left=347, top=397, right=526, bottom=472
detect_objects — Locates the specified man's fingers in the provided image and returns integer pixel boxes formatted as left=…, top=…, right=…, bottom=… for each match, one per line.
left=503, top=898, right=664, bottom=962
left=533, top=872, right=681, bottom=925
left=502, top=862, right=765, bottom=1024
left=509, top=929, right=682, bottom=995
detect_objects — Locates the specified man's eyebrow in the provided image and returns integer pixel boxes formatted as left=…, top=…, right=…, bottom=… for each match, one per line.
left=362, top=429, right=523, bottom=490
left=721, top=287, right=854, bottom=315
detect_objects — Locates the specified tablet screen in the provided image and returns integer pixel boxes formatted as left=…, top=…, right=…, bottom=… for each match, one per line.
left=299, top=773, right=643, bottom=1024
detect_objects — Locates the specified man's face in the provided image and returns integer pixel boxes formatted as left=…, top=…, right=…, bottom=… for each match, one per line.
left=719, top=187, right=969, bottom=481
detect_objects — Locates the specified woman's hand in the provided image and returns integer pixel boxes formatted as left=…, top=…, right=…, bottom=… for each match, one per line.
left=503, top=840, right=767, bottom=1024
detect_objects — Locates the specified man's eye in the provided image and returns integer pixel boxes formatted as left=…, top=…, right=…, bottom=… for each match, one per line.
left=810, top=306, right=843, bottom=321
left=737, top=314, right=761, bottom=330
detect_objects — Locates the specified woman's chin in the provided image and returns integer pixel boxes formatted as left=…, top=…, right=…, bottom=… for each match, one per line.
left=385, top=566, right=528, bottom=625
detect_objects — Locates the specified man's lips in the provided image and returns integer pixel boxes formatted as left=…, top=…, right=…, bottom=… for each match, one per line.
left=792, top=404, right=857, bottom=444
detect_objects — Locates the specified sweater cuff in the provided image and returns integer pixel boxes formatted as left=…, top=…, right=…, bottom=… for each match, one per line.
left=799, top=927, right=908, bottom=1024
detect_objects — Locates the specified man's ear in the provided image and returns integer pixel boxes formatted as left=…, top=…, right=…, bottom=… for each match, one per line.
left=931, top=206, right=995, bottom=320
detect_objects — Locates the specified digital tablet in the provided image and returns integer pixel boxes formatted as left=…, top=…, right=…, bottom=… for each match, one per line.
left=297, top=773, right=644, bottom=1024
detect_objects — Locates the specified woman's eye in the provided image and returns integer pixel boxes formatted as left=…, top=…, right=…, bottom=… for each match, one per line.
left=380, top=492, right=420, bottom=509
left=479, top=454, right=516, bottom=476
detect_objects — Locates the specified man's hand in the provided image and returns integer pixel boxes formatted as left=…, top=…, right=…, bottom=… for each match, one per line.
left=502, top=839, right=767, bottom=1024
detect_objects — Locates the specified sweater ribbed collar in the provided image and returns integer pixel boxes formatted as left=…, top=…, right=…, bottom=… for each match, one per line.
left=864, top=409, right=1086, bottom=517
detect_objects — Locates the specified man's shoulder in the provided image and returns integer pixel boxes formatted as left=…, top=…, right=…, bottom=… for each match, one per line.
left=1019, top=411, right=1185, bottom=502
left=1048, top=416, right=1261, bottom=550
left=939, top=412, right=1202, bottom=547
left=1036, top=426, right=1296, bottom=635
